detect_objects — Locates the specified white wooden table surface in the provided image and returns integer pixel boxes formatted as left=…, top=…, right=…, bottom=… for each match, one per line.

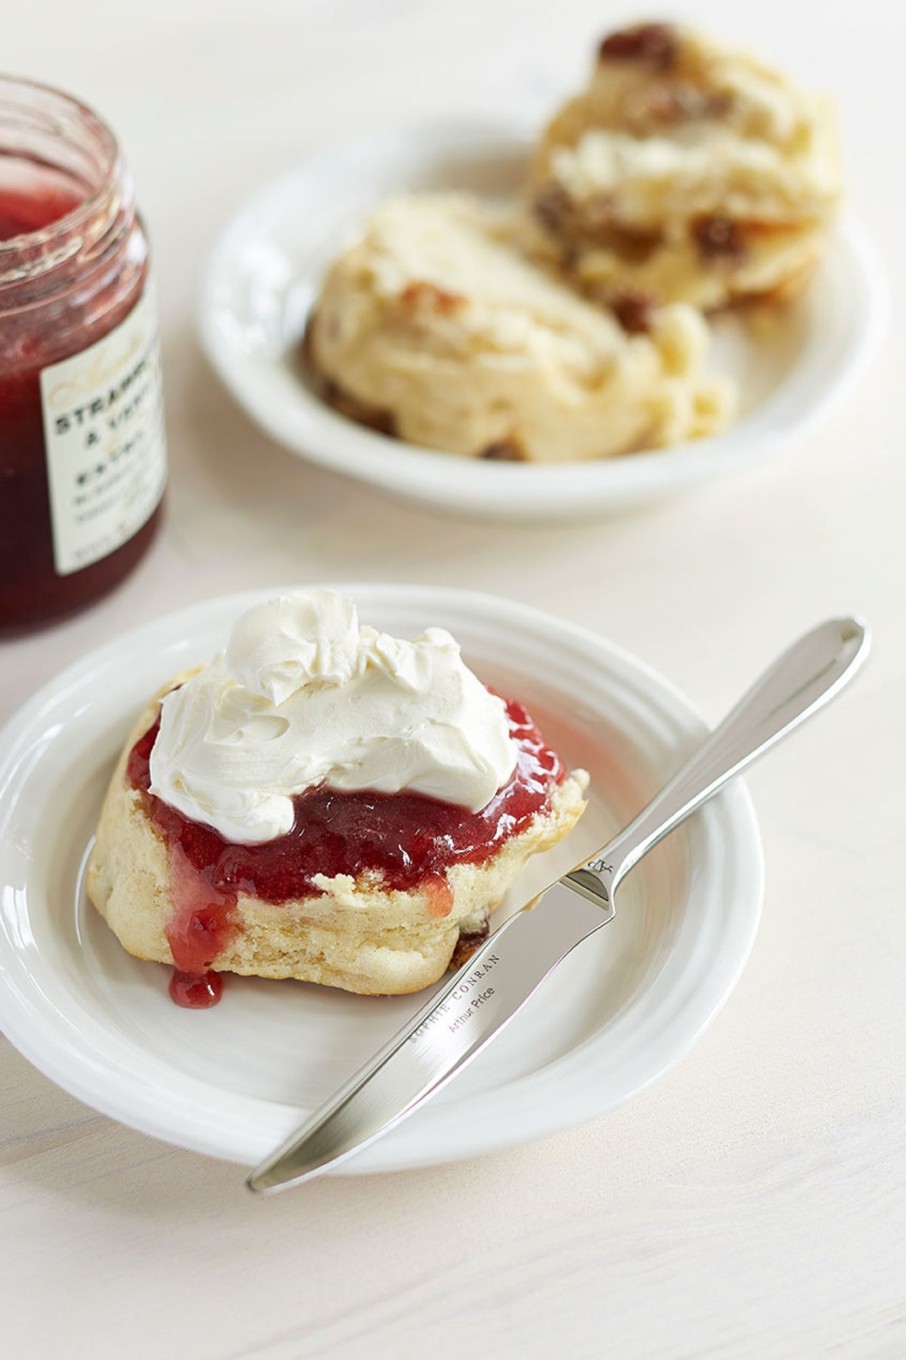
left=2, top=2, right=904, bottom=1356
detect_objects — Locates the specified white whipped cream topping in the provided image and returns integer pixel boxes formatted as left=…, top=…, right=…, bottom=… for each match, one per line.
left=148, top=591, right=518, bottom=844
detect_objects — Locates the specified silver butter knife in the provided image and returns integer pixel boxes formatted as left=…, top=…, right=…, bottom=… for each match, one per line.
left=248, top=617, right=869, bottom=1193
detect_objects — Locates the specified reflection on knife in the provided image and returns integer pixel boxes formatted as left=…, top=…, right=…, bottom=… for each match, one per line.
left=248, top=617, right=869, bottom=1193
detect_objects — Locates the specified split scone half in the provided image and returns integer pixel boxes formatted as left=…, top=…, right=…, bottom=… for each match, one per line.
left=87, top=681, right=588, bottom=998
left=524, top=22, right=842, bottom=310
left=305, top=192, right=734, bottom=461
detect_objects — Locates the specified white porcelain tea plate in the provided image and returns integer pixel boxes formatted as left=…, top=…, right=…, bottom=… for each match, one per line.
left=199, top=122, right=884, bottom=521
left=0, top=585, right=763, bottom=1173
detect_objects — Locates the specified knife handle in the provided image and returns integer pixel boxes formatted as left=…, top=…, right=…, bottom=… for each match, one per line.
left=574, top=617, right=869, bottom=898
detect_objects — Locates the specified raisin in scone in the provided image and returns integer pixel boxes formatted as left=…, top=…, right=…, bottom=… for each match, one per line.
left=87, top=592, right=589, bottom=1000
left=305, top=193, right=733, bottom=461
left=525, top=22, right=842, bottom=310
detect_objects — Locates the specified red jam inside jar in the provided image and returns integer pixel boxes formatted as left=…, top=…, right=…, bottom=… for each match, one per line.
left=0, top=78, right=167, bottom=637
left=127, top=697, right=565, bottom=1007
left=0, top=175, right=82, bottom=238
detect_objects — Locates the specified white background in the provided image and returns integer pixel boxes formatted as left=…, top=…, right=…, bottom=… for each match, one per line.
left=1, top=2, right=904, bottom=1356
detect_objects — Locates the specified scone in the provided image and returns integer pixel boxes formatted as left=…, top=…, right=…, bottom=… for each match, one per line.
left=525, top=22, right=842, bottom=310
left=305, top=193, right=733, bottom=462
left=87, top=592, right=588, bottom=1003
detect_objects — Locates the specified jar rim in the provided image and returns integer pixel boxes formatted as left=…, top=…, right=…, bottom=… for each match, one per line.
left=0, top=72, right=123, bottom=257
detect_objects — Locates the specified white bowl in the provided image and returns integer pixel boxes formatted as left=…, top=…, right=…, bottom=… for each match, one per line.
left=0, top=584, right=762, bottom=1173
left=199, top=121, right=884, bottom=522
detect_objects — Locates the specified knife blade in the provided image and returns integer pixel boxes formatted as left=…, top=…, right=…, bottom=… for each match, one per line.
left=247, top=872, right=614, bottom=1193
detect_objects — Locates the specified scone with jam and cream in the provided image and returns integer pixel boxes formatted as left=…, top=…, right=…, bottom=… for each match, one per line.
left=525, top=22, right=842, bottom=310
left=305, top=193, right=733, bottom=462
left=87, top=591, right=588, bottom=1005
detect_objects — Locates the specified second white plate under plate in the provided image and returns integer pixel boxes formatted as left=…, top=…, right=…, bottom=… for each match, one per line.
left=199, top=122, right=884, bottom=521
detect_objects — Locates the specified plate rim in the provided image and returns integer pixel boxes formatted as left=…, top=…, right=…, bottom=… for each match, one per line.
left=0, top=583, right=764, bottom=1173
left=197, top=117, right=887, bottom=520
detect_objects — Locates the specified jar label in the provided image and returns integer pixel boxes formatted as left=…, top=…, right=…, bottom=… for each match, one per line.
left=39, top=285, right=167, bottom=576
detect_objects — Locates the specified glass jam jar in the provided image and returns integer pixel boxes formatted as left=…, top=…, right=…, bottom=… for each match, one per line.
left=0, top=75, right=167, bottom=636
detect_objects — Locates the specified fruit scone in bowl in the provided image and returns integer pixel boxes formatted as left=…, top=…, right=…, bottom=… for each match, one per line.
left=304, top=193, right=733, bottom=461
left=525, top=21, right=843, bottom=310
left=87, top=591, right=588, bottom=1005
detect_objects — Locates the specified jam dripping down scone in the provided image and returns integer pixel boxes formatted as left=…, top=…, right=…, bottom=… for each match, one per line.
left=88, top=689, right=587, bottom=1000
left=524, top=22, right=842, bottom=310
left=86, top=593, right=588, bottom=1004
left=304, top=193, right=733, bottom=461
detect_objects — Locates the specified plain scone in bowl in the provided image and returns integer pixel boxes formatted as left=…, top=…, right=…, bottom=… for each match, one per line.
left=86, top=591, right=589, bottom=998
left=304, top=193, right=734, bottom=462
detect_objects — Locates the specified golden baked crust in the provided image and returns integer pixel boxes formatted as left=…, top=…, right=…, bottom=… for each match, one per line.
left=87, top=687, right=589, bottom=995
